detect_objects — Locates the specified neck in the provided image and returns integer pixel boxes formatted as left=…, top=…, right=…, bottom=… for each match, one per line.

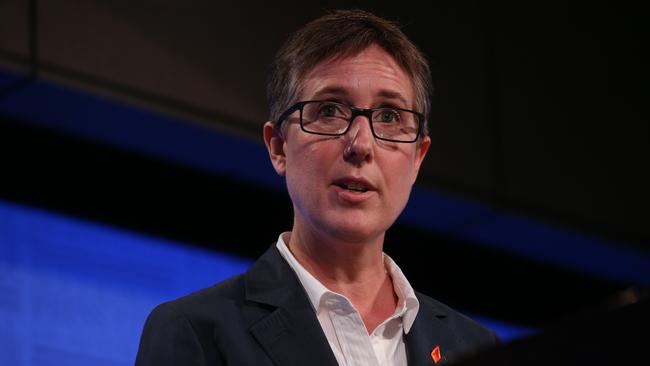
left=285, top=226, right=386, bottom=286
left=283, top=227, right=398, bottom=334
left=284, top=223, right=398, bottom=333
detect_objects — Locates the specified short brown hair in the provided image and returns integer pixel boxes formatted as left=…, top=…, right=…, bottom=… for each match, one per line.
left=267, top=9, right=432, bottom=135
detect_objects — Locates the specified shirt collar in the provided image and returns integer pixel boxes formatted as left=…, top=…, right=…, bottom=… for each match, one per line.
left=276, top=232, right=332, bottom=313
left=275, top=232, right=420, bottom=334
left=383, top=252, right=420, bottom=333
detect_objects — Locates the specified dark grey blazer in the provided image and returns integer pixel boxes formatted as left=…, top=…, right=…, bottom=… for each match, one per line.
left=135, top=246, right=498, bottom=366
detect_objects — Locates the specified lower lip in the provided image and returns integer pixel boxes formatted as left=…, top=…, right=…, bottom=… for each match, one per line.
left=331, top=185, right=376, bottom=204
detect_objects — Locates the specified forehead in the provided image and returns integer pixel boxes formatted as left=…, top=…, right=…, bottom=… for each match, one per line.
left=299, top=45, right=414, bottom=106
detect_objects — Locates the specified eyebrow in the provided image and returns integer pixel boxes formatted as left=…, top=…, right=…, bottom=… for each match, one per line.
left=310, top=86, right=410, bottom=108
left=376, top=90, right=409, bottom=107
left=311, top=86, right=349, bottom=100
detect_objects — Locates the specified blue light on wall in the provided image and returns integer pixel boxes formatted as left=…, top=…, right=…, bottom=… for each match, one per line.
left=0, top=199, right=532, bottom=365
left=0, top=200, right=252, bottom=366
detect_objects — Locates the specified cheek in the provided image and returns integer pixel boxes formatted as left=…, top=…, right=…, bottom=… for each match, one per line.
left=285, top=143, right=337, bottom=198
left=387, top=152, right=417, bottom=181
left=383, top=153, right=419, bottom=202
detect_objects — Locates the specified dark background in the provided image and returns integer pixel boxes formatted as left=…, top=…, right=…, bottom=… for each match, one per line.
left=1, top=0, right=647, bottom=328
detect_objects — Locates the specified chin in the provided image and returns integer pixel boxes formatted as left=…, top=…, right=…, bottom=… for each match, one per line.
left=323, top=218, right=386, bottom=244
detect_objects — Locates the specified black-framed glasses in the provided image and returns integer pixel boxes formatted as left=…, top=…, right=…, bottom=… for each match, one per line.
left=276, top=100, right=424, bottom=143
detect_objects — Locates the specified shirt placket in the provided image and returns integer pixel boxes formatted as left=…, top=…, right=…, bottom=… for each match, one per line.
left=326, top=296, right=379, bottom=366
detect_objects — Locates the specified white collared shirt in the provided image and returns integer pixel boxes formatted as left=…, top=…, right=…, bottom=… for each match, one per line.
left=276, top=233, right=420, bottom=366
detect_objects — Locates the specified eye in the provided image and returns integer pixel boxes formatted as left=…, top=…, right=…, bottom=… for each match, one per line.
left=318, top=103, right=346, bottom=117
left=319, top=103, right=340, bottom=117
left=376, top=110, right=400, bottom=123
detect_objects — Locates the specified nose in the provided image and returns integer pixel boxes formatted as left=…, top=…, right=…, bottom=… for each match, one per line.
left=343, top=115, right=374, bottom=165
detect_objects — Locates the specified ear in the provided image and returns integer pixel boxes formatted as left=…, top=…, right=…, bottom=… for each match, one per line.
left=411, top=135, right=431, bottom=185
left=263, top=121, right=287, bottom=176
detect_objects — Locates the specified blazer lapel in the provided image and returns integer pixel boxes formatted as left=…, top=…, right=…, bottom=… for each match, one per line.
left=245, top=246, right=338, bottom=366
left=405, top=294, right=460, bottom=366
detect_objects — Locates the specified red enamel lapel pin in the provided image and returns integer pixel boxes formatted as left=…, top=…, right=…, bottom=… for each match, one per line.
left=431, top=345, right=442, bottom=364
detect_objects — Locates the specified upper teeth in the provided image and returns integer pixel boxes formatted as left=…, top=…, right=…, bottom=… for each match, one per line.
left=344, top=182, right=367, bottom=191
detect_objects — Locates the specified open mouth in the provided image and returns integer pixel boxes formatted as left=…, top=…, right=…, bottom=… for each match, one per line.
left=333, top=177, right=375, bottom=194
left=337, top=181, right=370, bottom=193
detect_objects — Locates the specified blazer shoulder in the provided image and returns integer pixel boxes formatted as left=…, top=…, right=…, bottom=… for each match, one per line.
left=155, top=273, right=247, bottom=318
left=136, top=275, right=247, bottom=366
left=416, top=291, right=500, bottom=347
left=146, top=244, right=286, bottom=325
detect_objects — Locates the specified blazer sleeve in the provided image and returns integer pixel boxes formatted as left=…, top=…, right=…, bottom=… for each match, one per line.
left=135, top=302, right=217, bottom=366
